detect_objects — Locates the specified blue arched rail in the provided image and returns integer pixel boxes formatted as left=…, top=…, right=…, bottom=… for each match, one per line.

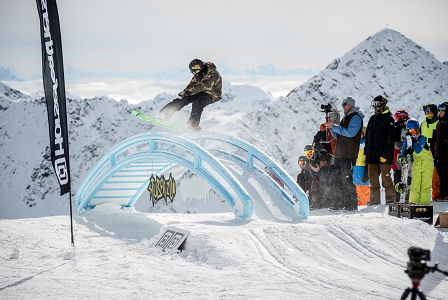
left=186, top=132, right=309, bottom=218
left=76, top=133, right=253, bottom=218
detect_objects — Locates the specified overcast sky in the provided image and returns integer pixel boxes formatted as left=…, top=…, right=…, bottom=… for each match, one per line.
left=1, top=0, right=447, bottom=78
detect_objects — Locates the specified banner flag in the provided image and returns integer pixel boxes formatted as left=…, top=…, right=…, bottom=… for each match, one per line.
left=36, top=0, right=71, bottom=195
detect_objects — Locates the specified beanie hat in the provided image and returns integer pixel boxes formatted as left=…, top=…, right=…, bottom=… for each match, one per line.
left=342, top=96, right=356, bottom=107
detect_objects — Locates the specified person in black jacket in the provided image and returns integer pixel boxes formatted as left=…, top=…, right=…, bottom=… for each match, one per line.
left=364, top=95, right=395, bottom=205
left=431, top=102, right=448, bottom=200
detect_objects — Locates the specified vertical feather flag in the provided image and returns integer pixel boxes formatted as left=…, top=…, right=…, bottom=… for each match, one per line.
left=36, top=0, right=71, bottom=195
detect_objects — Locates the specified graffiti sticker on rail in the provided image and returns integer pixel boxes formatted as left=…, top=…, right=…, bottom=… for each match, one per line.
left=147, top=173, right=176, bottom=206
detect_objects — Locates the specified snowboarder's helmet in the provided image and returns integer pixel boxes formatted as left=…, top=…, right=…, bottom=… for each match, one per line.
left=438, top=102, right=448, bottom=111
left=304, top=144, right=313, bottom=155
left=298, top=156, right=307, bottom=166
left=394, top=110, right=409, bottom=122
left=423, top=104, right=437, bottom=119
left=189, top=59, right=204, bottom=74
left=406, top=119, right=419, bottom=130
left=371, top=95, right=388, bottom=113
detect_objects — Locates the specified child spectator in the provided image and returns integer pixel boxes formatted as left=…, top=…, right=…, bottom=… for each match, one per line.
left=353, top=126, right=370, bottom=206
left=399, top=119, right=433, bottom=205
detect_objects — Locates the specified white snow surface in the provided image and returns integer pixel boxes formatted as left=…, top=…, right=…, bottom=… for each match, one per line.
left=1, top=203, right=448, bottom=299
left=1, top=28, right=448, bottom=299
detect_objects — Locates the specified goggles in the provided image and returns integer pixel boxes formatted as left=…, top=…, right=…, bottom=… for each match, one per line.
left=342, top=102, right=348, bottom=107
left=304, top=150, right=313, bottom=156
left=438, top=104, right=446, bottom=111
left=371, top=99, right=383, bottom=107
left=191, top=64, right=202, bottom=74
left=425, top=108, right=433, bottom=114
left=408, top=128, right=419, bottom=135
left=298, top=160, right=306, bottom=166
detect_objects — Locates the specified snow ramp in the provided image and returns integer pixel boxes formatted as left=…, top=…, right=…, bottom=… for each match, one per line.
left=76, top=132, right=309, bottom=219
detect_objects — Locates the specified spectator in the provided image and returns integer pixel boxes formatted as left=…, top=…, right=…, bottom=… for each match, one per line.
left=309, top=149, right=342, bottom=210
left=364, top=95, right=395, bottom=205
left=313, top=108, right=340, bottom=155
left=353, top=126, right=370, bottom=206
left=399, top=119, right=433, bottom=205
left=391, top=110, right=410, bottom=202
left=297, top=156, right=312, bottom=198
left=326, top=96, right=363, bottom=212
left=431, top=102, right=448, bottom=201
left=420, top=104, right=440, bottom=200
left=303, top=145, right=325, bottom=210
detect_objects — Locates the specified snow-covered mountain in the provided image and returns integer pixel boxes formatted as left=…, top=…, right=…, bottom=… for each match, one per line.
left=245, top=29, right=448, bottom=176
left=1, top=28, right=448, bottom=219
left=0, top=81, right=273, bottom=219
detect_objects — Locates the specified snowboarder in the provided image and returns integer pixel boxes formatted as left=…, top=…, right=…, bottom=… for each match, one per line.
left=364, top=95, right=395, bottom=205
left=431, top=102, right=448, bottom=201
left=158, top=59, right=222, bottom=130
left=398, top=119, right=433, bottom=205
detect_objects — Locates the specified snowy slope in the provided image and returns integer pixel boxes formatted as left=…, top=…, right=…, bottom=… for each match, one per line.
left=1, top=204, right=448, bottom=299
left=244, top=29, right=448, bottom=177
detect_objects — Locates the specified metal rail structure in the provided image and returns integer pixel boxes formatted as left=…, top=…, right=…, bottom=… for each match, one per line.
left=76, top=132, right=309, bottom=219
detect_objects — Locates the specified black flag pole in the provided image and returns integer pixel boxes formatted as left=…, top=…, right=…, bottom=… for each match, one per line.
left=36, top=0, right=75, bottom=247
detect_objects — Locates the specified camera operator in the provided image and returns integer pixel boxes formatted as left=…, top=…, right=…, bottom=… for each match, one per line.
left=313, top=106, right=340, bottom=155
left=309, top=149, right=341, bottom=209
left=326, top=96, right=364, bottom=212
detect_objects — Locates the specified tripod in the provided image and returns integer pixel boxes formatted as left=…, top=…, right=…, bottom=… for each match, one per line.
left=400, top=281, right=426, bottom=300
left=400, top=264, right=448, bottom=300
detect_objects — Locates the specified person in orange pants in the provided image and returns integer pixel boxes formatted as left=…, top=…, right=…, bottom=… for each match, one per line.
left=353, top=127, right=370, bottom=205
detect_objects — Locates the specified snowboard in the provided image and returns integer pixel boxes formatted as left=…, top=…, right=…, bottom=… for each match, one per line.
left=132, top=110, right=196, bottom=133
left=395, top=135, right=413, bottom=203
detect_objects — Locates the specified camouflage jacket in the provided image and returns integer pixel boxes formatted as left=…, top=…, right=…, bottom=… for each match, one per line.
left=185, top=62, right=222, bottom=102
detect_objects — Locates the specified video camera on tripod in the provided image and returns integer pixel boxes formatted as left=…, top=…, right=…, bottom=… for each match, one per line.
left=401, top=246, right=448, bottom=300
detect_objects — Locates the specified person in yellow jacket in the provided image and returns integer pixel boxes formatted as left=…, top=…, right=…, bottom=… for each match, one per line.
left=420, top=104, right=440, bottom=200
left=399, top=119, right=433, bottom=205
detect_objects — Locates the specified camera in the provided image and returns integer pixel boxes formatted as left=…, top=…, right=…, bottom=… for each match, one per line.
left=408, top=247, right=430, bottom=262
left=321, top=103, right=332, bottom=113
left=406, top=247, right=431, bottom=282
left=401, top=246, right=448, bottom=299
left=309, top=157, right=320, bottom=168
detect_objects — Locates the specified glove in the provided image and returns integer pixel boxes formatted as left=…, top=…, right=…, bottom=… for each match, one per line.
left=397, top=155, right=405, bottom=165
left=380, top=157, right=386, bottom=163
left=177, top=90, right=190, bottom=98
left=403, top=147, right=414, bottom=156
left=362, top=169, right=369, bottom=182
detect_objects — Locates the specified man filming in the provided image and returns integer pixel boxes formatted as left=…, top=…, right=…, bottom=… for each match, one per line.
left=326, top=96, right=364, bottom=212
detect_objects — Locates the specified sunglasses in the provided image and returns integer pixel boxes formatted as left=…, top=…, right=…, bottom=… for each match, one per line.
left=408, top=128, right=419, bottom=135
left=342, top=102, right=348, bottom=107
left=304, top=150, right=313, bottom=156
